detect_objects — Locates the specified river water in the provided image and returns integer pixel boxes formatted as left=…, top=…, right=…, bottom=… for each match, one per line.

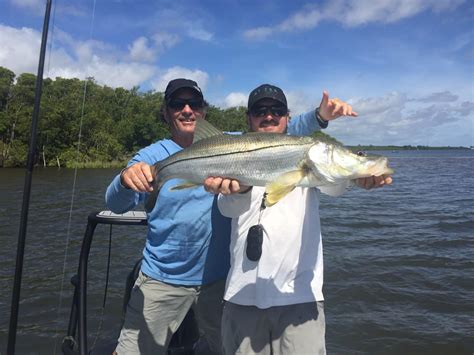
left=0, top=149, right=473, bottom=354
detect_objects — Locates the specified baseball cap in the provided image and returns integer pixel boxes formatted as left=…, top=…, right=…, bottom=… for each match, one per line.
left=164, top=78, right=203, bottom=103
left=247, top=84, right=287, bottom=109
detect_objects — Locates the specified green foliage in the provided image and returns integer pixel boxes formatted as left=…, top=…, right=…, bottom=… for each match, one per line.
left=0, top=66, right=354, bottom=167
left=1, top=139, right=28, bottom=167
left=0, top=68, right=37, bottom=166
left=207, top=105, right=248, bottom=132
left=0, top=67, right=15, bottom=111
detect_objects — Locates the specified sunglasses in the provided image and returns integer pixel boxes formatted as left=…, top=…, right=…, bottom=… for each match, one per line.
left=168, top=98, right=204, bottom=111
left=246, top=224, right=263, bottom=261
left=250, top=105, right=288, bottom=118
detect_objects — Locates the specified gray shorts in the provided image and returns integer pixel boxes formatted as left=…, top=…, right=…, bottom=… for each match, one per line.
left=222, top=301, right=326, bottom=355
left=115, top=271, right=225, bottom=355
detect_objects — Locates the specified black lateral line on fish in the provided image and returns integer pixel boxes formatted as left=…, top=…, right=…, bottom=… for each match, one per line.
left=155, top=142, right=307, bottom=175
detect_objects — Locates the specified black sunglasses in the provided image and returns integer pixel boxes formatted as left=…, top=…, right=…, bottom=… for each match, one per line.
left=168, top=98, right=204, bottom=111
left=246, top=224, right=263, bottom=261
left=250, top=105, right=288, bottom=118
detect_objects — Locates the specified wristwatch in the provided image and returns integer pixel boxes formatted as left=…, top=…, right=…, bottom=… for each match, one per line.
left=315, top=108, right=328, bottom=128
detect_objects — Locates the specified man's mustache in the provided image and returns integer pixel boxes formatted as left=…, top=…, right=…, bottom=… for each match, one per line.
left=259, top=120, right=280, bottom=127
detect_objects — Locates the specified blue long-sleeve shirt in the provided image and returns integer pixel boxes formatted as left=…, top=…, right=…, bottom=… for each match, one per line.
left=105, top=111, right=324, bottom=286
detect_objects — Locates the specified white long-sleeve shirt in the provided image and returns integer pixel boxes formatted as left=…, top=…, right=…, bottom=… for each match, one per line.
left=218, top=184, right=347, bottom=309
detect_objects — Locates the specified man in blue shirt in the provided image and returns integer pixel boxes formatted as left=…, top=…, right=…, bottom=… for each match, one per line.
left=106, top=79, right=356, bottom=354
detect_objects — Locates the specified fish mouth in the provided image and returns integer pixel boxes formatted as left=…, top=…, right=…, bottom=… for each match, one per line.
left=367, top=157, right=393, bottom=176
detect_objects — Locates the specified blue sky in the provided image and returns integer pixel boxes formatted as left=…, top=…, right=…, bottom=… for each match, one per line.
left=0, top=0, right=473, bottom=146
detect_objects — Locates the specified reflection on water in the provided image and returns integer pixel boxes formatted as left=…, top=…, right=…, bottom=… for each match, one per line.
left=0, top=150, right=473, bottom=354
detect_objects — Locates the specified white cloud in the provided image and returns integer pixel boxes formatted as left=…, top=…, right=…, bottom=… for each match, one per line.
left=331, top=0, right=425, bottom=26
left=355, top=92, right=407, bottom=116
left=46, top=59, right=156, bottom=89
left=0, top=24, right=156, bottom=89
left=0, top=23, right=214, bottom=91
left=451, top=32, right=472, bottom=52
left=72, top=39, right=119, bottom=63
left=151, top=67, right=210, bottom=92
left=279, top=6, right=323, bottom=32
left=187, top=25, right=214, bottom=41
left=417, top=91, right=458, bottom=103
left=152, top=8, right=215, bottom=43
left=10, top=0, right=43, bottom=11
left=127, top=32, right=180, bottom=62
left=249, top=88, right=471, bottom=146
left=325, top=90, right=473, bottom=146
left=85, top=59, right=155, bottom=88
left=11, top=0, right=87, bottom=17
left=128, top=37, right=156, bottom=62
left=244, top=0, right=466, bottom=40
left=0, top=25, right=41, bottom=75
left=244, top=26, right=274, bottom=41
left=56, top=4, right=87, bottom=17
left=223, top=92, right=247, bottom=108
left=286, top=90, right=316, bottom=117
left=152, top=32, right=180, bottom=49
left=456, top=101, right=474, bottom=116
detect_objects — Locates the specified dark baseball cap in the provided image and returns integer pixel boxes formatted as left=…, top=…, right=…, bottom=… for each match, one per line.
left=247, top=84, right=287, bottom=109
left=164, top=78, right=203, bottom=103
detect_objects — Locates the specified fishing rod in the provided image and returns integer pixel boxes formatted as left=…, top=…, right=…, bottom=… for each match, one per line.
left=7, top=1, right=53, bottom=354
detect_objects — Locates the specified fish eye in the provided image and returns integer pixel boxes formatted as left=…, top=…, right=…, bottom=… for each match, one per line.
left=356, top=151, right=366, bottom=157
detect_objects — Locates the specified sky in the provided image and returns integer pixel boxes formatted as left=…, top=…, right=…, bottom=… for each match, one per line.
left=0, top=0, right=473, bottom=147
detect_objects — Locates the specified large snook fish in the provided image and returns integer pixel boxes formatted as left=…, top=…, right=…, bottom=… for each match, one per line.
left=145, top=119, right=393, bottom=211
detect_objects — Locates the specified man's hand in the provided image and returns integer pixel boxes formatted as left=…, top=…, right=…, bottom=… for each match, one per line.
left=204, top=177, right=249, bottom=195
left=204, top=175, right=391, bottom=193
left=318, top=90, right=358, bottom=121
left=121, top=162, right=154, bottom=192
left=355, top=175, right=393, bottom=190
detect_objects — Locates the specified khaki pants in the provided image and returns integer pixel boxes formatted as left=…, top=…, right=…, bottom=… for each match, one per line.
left=222, top=301, right=326, bottom=355
left=115, top=271, right=225, bottom=355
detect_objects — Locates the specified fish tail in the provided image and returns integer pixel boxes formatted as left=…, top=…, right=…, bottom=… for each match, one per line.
left=145, top=190, right=159, bottom=212
left=170, top=182, right=201, bottom=190
left=145, top=163, right=165, bottom=212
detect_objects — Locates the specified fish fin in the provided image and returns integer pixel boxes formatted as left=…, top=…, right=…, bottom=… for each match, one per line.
left=145, top=181, right=198, bottom=212
left=264, top=170, right=305, bottom=207
left=170, top=181, right=201, bottom=190
left=384, top=167, right=394, bottom=175
left=145, top=165, right=159, bottom=212
left=193, top=119, right=224, bottom=143
left=319, top=181, right=353, bottom=196
left=145, top=190, right=158, bottom=213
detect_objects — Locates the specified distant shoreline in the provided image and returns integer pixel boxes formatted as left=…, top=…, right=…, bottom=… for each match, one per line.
left=0, top=147, right=471, bottom=169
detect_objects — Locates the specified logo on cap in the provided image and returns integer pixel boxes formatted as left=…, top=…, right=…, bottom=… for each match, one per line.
left=247, top=84, right=287, bottom=109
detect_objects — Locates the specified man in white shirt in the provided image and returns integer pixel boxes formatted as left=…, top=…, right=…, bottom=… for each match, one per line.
left=204, top=84, right=392, bottom=354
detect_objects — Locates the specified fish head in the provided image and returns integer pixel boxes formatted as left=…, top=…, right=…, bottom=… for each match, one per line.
left=307, top=141, right=394, bottom=184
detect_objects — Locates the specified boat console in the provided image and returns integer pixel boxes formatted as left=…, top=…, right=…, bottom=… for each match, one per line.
left=62, top=211, right=199, bottom=355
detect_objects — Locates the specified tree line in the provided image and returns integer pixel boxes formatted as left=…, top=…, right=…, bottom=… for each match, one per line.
left=0, top=66, right=337, bottom=168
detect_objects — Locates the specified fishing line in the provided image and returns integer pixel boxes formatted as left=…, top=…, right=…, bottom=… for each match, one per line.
left=41, top=0, right=57, bottom=168
left=53, top=0, right=98, bottom=353
left=45, top=0, right=58, bottom=77
left=7, top=1, right=53, bottom=353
